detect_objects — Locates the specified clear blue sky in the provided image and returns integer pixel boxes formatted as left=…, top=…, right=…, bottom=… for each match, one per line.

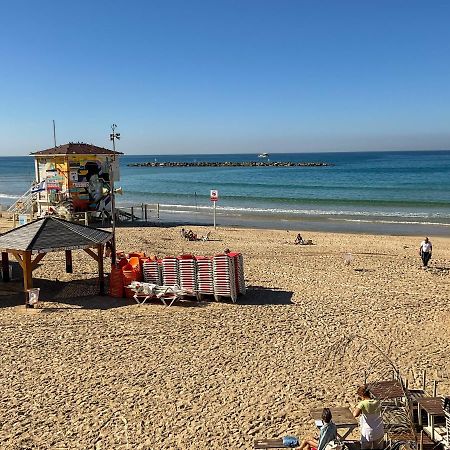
left=1, top=0, right=449, bottom=155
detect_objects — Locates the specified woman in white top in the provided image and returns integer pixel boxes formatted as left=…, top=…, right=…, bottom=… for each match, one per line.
left=419, top=237, right=432, bottom=268
left=353, top=385, right=384, bottom=450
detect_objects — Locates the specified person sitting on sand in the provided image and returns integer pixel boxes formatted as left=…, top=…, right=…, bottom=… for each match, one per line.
left=299, top=408, right=337, bottom=450
left=353, top=385, right=384, bottom=450
left=294, top=233, right=304, bottom=245
left=186, top=229, right=198, bottom=241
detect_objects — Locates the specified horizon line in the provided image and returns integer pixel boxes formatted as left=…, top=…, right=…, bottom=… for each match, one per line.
left=2, top=148, right=450, bottom=157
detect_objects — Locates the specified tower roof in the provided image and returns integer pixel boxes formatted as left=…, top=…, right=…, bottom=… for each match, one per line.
left=31, top=142, right=123, bottom=156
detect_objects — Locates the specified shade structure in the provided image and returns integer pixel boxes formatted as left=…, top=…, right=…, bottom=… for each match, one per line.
left=0, top=216, right=112, bottom=254
left=0, top=217, right=112, bottom=304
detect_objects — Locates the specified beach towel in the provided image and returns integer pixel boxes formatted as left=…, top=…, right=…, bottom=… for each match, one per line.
left=282, top=436, right=299, bottom=447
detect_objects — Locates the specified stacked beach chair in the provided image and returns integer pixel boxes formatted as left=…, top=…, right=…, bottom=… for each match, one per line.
left=142, top=259, right=162, bottom=285
left=178, top=255, right=198, bottom=298
left=196, top=256, right=215, bottom=299
left=212, top=253, right=238, bottom=303
left=161, top=256, right=179, bottom=286
left=111, top=250, right=245, bottom=304
left=228, top=252, right=246, bottom=295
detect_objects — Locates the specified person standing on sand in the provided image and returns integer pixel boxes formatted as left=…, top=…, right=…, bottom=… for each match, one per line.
left=353, top=385, right=384, bottom=450
left=419, top=237, right=432, bottom=268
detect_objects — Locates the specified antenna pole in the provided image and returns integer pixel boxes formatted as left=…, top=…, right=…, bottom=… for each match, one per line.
left=53, top=120, right=57, bottom=147
left=109, top=124, right=120, bottom=265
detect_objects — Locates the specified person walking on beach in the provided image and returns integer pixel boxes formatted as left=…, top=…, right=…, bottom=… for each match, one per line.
left=353, top=385, right=384, bottom=450
left=419, top=237, right=432, bottom=268
left=298, top=407, right=337, bottom=450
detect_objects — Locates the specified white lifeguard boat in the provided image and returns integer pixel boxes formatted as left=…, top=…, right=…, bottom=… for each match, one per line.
left=258, top=152, right=269, bottom=158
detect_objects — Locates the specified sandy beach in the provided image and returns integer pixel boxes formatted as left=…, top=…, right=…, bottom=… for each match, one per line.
left=0, top=224, right=449, bottom=449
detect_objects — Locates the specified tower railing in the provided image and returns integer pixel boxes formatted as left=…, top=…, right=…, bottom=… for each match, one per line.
left=7, top=184, right=35, bottom=215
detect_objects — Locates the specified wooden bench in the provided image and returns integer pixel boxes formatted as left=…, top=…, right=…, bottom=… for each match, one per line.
left=254, top=439, right=293, bottom=449
left=386, top=431, right=435, bottom=450
left=254, top=439, right=362, bottom=450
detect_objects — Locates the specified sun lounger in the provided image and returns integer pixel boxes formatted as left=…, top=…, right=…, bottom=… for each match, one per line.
left=200, top=231, right=211, bottom=241
left=181, top=230, right=211, bottom=241
left=127, top=281, right=186, bottom=306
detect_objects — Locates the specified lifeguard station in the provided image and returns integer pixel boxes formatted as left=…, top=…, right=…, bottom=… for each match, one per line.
left=7, top=142, right=122, bottom=224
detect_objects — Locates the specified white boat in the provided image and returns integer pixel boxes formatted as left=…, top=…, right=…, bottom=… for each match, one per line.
left=258, top=152, right=269, bottom=158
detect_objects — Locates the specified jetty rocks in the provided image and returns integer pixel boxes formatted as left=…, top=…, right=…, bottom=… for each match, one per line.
left=127, top=161, right=334, bottom=168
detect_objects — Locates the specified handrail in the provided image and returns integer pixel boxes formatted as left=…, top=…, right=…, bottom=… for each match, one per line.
left=7, top=185, right=35, bottom=214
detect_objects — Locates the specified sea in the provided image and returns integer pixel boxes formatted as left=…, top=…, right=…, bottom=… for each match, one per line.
left=1, top=150, right=450, bottom=236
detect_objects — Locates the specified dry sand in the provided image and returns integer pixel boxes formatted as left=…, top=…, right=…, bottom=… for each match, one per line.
left=0, top=225, right=449, bottom=449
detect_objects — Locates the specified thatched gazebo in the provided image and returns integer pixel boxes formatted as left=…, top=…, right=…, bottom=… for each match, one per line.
left=0, top=217, right=112, bottom=305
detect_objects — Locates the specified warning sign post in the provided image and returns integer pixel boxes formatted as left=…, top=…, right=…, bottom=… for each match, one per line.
left=210, top=190, right=218, bottom=228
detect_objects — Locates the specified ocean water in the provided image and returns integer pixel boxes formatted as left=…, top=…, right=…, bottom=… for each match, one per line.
left=1, top=151, right=450, bottom=234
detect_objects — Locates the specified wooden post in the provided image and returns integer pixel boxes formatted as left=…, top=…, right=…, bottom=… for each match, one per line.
left=1, top=252, right=9, bottom=282
left=22, top=251, right=33, bottom=307
left=141, top=203, right=144, bottom=220
left=157, top=203, right=160, bottom=220
left=97, top=244, right=105, bottom=295
left=433, top=380, right=437, bottom=397
left=65, top=250, right=73, bottom=273
left=144, top=204, right=148, bottom=222
left=84, top=212, right=88, bottom=226
left=422, top=370, right=427, bottom=392
left=131, top=207, right=134, bottom=222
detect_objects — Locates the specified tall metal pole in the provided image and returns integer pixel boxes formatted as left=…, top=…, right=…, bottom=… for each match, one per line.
left=110, top=124, right=119, bottom=265
left=52, top=120, right=57, bottom=147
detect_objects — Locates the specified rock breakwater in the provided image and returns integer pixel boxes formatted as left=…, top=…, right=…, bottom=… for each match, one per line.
left=127, top=161, right=333, bottom=168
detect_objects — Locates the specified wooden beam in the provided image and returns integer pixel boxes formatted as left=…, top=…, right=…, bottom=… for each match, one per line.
left=83, top=248, right=99, bottom=262
left=65, top=250, right=73, bottom=273
left=10, top=250, right=24, bottom=269
left=31, top=253, right=46, bottom=271
left=97, top=244, right=105, bottom=295
left=22, top=251, right=33, bottom=307
left=1, top=252, right=9, bottom=282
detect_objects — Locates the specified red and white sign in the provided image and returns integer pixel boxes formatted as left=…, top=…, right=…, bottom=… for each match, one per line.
left=210, top=190, right=219, bottom=202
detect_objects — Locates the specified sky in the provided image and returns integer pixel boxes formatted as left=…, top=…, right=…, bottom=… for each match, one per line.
left=0, top=0, right=450, bottom=155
